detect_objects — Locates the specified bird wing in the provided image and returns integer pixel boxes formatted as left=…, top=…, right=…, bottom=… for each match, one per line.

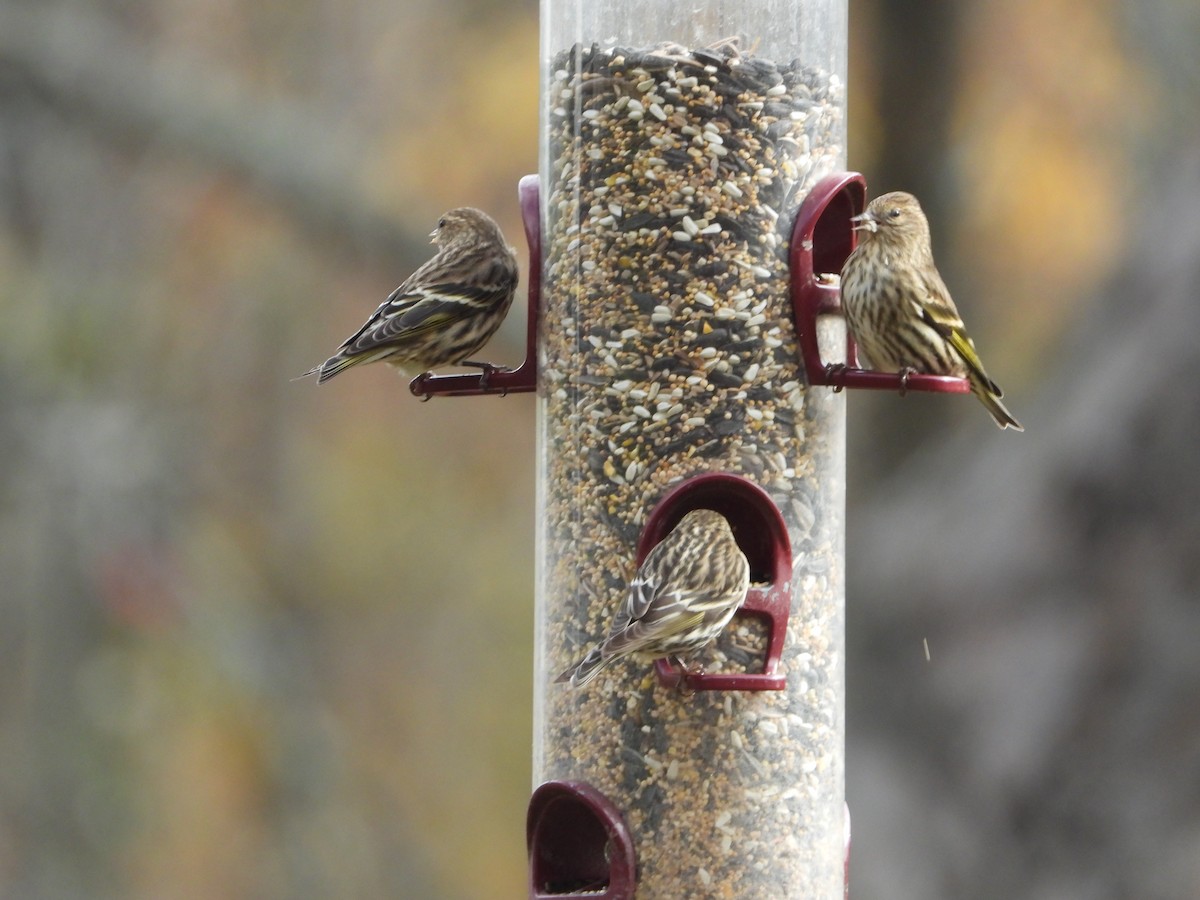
left=602, top=580, right=709, bottom=657
left=330, top=281, right=487, bottom=355
left=603, top=534, right=712, bottom=656
left=331, top=244, right=517, bottom=356
left=392, top=282, right=510, bottom=332
left=916, top=271, right=1004, bottom=396
left=943, top=326, right=1003, bottom=396
left=616, top=527, right=690, bottom=629
left=327, top=279, right=423, bottom=355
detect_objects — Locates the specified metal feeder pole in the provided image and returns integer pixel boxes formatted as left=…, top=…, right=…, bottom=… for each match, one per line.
left=530, top=0, right=849, bottom=896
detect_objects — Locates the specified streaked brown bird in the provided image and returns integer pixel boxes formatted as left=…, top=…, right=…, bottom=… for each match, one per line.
left=556, top=509, right=750, bottom=689
left=302, top=208, right=518, bottom=383
left=839, top=191, right=1023, bottom=431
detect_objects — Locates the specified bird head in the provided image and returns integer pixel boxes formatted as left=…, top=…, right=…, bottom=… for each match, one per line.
left=850, top=192, right=931, bottom=246
left=429, top=207, right=505, bottom=249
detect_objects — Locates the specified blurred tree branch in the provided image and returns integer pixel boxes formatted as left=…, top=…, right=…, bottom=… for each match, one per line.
left=869, top=0, right=963, bottom=208
left=0, top=2, right=425, bottom=265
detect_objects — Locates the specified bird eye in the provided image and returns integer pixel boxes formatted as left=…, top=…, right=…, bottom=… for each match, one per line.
left=888, top=208, right=901, bottom=219
left=437, top=217, right=447, bottom=229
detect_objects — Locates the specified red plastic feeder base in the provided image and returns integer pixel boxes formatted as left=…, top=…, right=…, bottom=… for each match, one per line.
left=527, top=781, right=636, bottom=899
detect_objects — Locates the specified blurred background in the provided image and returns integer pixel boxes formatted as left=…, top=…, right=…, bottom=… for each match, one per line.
left=0, top=0, right=1196, bottom=897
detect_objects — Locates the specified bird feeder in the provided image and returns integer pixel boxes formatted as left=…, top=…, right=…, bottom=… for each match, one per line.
left=531, top=0, right=849, bottom=894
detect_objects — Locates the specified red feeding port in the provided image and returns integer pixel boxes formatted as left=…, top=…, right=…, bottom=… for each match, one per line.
left=789, top=172, right=970, bottom=395
left=410, top=174, right=541, bottom=398
left=527, top=781, right=636, bottom=899
left=638, top=473, right=792, bottom=692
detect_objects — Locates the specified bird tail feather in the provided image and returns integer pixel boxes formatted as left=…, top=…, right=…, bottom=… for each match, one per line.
left=970, top=376, right=1024, bottom=431
left=555, top=647, right=607, bottom=688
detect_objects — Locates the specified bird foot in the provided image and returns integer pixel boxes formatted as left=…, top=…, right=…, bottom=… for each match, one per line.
left=673, top=657, right=704, bottom=696
left=412, top=371, right=435, bottom=401
left=897, top=367, right=916, bottom=397
left=824, top=363, right=848, bottom=392
left=461, top=360, right=511, bottom=394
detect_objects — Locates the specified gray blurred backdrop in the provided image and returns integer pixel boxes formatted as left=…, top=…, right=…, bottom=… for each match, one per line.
left=1, top=0, right=1197, bottom=897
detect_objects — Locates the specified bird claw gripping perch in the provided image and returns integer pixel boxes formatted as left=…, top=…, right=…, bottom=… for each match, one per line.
left=789, top=173, right=971, bottom=395
left=412, top=372, right=435, bottom=400
left=823, top=363, right=848, bottom=393
left=461, top=360, right=514, bottom=393
left=409, top=175, right=542, bottom=399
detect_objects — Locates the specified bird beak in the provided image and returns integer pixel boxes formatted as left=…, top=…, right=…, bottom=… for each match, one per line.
left=428, top=229, right=438, bottom=242
left=850, top=211, right=878, bottom=234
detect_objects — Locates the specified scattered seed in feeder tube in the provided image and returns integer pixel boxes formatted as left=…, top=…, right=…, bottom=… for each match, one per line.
left=539, top=37, right=847, bottom=896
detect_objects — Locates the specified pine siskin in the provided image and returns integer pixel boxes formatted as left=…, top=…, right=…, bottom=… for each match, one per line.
left=839, top=191, right=1023, bottom=431
left=302, top=208, right=518, bottom=383
left=556, top=509, right=750, bottom=689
